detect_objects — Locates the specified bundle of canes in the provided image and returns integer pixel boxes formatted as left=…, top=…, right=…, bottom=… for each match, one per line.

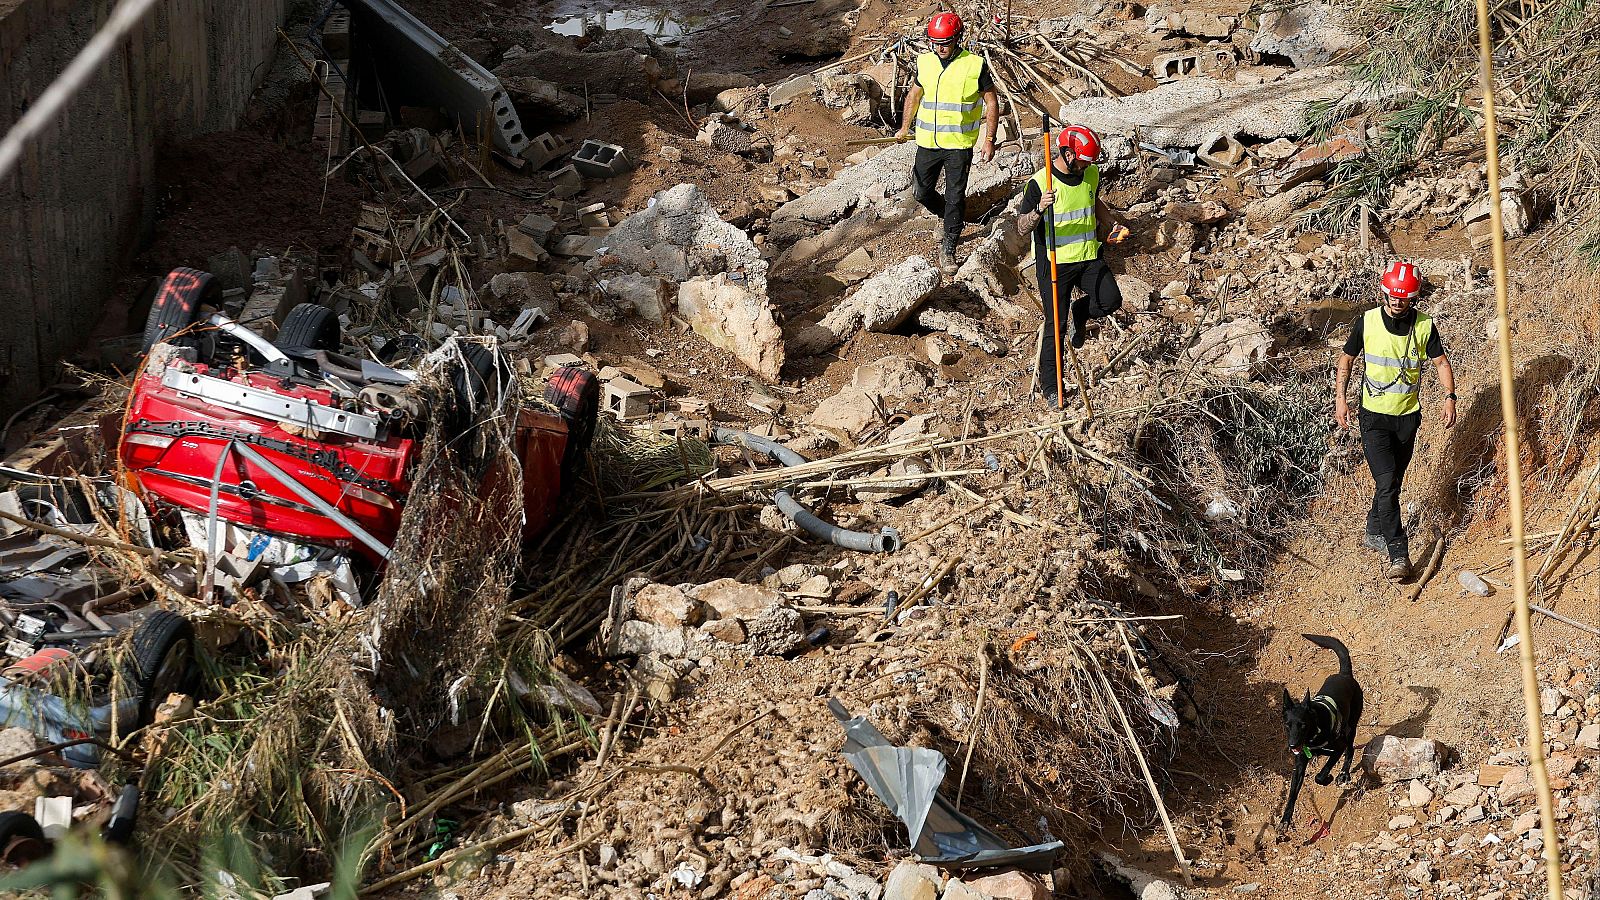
left=1040, top=114, right=1095, bottom=417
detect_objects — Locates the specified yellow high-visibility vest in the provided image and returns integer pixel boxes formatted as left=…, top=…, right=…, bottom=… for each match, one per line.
left=1028, top=165, right=1099, bottom=264
left=1361, top=307, right=1434, bottom=416
left=914, top=51, right=984, bottom=150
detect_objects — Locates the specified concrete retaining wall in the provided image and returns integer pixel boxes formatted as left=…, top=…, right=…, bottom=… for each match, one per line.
left=0, top=0, right=289, bottom=409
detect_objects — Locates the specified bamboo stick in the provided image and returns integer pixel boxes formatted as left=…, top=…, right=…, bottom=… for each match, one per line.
left=1092, top=657, right=1193, bottom=885
left=1472, top=0, right=1564, bottom=890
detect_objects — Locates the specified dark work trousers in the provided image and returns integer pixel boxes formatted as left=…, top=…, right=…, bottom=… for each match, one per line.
left=1360, top=407, right=1421, bottom=558
left=1034, top=255, right=1123, bottom=401
left=912, top=146, right=973, bottom=250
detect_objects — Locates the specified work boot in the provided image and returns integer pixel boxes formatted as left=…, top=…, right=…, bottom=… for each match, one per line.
left=1362, top=532, right=1387, bottom=553
left=1386, top=552, right=1411, bottom=581
left=1068, top=316, right=1086, bottom=350
left=938, top=242, right=959, bottom=275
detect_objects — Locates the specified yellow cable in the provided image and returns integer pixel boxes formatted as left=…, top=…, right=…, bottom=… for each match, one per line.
left=1471, top=1, right=1564, bottom=896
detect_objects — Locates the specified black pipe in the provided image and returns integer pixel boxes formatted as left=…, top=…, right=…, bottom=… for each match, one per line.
left=713, top=428, right=901, bottom=554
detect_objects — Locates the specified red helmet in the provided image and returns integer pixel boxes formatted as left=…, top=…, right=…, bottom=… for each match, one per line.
left=927, top=12, right=963, bottom=41
left=1057, top=124, right=1101, bottom=162
left=1380, top=261, right=1422, bottom=299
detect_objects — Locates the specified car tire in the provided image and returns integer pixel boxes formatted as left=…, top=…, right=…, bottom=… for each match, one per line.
left=0, top=811, right=48, bottom=865
left=141, top=268, right=217, bottom=353
left=449, top=342, right=512, bottom=437
left=544, top=367, right=599, bottom=490
left=275, top=303, right=341, bottom=358
left=125, top=611, right=197, bottom=730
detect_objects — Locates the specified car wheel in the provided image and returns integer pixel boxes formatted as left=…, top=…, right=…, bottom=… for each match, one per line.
left=125, top=611, right=197, bottom=730
left=449, top=343, right=512, bottom=436
left=275, top=303, right=341, bottom=358
left=141, top=268, right=217, bottom=353
left=0, top=811, right=48, bottom=866
left=544, top=367, right=600, bottom=490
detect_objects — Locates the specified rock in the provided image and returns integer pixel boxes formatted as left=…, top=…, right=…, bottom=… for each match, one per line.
left=688, top=578, right=784, bottom=621
left=1541, top=686, right=1561, bottom=714
left=1160, top=280, right=1188, bottom=300
left=818, top=73, right=883, bottom=124
left=1443, top=783, right=1483, bottom=807
left=1577, top=722, right=1600, bottom=751
left=744, top=604, right=806, bottom=656
left=528, top=670, right=602, bottom=716
left=1464, top=190, right=1532, bottom=249
left=916, top=306, right=1004, bottom=355
left=702, top=617, right=747, bottom=644
left=660, top=145, right=684, bottom=163
left=682, top=72, right=757, bottom=103
left=1387, top=814, right=1417, bottom=830
left=809, top=386, right=880, bottom=435
left=1060, top=71, right=1351, bottom=147
left=768, top=74, right=817, bottom=108
left=0, top=728, right=37, bottom=768
left=961, top=870, right=1050, bottom=900
left=1361, top=735, right=1448, bottom=782
left=605, top=273, right=671, bottom=323
left=1462, top=804, right=1485, bottom=823
left=1497, top=766, right=1537, bottom=802
left=489, top=271, right=557, bottom=311
left=1252, top=1, right=1360, bottom=68
left=711, top=86, right=768, bottom=120
left=837, top=246, right=875, bottom=273
left=1117, top=275, right=1157, bottom=310
left=678, top=275, right=785, bottom=381
left=802, top=257, right=942, bottom=353
left=1547, top=753, right=1577, bottom=779
left=597, top=184, right=782, bottom=379
left=1407, top=859, right=1433, bottom=884
left=925, top=334, right=960, bottom=366
left=698, top=115, right=755, bottom=155
left=618, top=619, right=691, bottom=657
left=1512, top=810, right=1541, bottom=835
left=1187, top=319, right=1273, bottom=376
left=883, top=860, right=939, bottom=900
left=634, top=583, right=706, bottom=627
left=852, top=356, right=931, bottom=402
left=1244, top=181, right=1324, bottom=227
left=560, top=320, right=591, bottom=352
left=1408, top=779, right=1435, bottom=808
left=1166, top=199, right=1231, bottom=223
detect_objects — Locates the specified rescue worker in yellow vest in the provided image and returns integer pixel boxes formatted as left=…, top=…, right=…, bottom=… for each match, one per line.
left=1334, top=261, right=1458, bottom=580
left=892, top=13, right=999, bottom=275
left=1015, top=124, right=1129, bottom=405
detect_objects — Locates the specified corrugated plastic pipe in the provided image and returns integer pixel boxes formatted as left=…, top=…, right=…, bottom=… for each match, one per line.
left=714, top=428, right=901, bottom=554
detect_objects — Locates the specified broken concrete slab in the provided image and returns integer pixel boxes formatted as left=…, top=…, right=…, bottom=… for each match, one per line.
left=768, top=142, right=1033, bottom=253
left=1252, top=1, right=1360, bottom=69
left=1060, top=70, right=1352, bottom=147
left=818, top=73, right=883, bottom=125
left=916, top=306, right=1004, bottom=356
left=603, top=273, right=670, bottom=323
left=809, top=386, right=880, bottom=435
left=346, top=0, right=531, bottom=157
left=498, top=75, right=585, bottom=119
left=794, top=256, right=941, bottom=354
left=852, top=355, right=931, bottom=403
left=952, top=193, right=1033, bottom=324
left=597, top=184, right=783, bottom=379
left=1244, top=180, right=1324, bottom=228
left=768, top=74, right=817, bottom=108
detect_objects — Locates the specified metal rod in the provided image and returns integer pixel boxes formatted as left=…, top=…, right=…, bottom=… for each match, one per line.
left=228, top=442, right=393, bottom=560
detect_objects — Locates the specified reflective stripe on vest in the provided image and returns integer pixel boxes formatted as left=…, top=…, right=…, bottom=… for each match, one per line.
left=1028, top=165, right=1100, bottom=264
left=1361, top=306, right=1434, bottom=415
left=915, top=51, right=984, bottom=150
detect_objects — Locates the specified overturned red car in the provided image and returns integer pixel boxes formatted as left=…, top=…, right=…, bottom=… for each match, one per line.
left=118, top=267, right=596, bottom=569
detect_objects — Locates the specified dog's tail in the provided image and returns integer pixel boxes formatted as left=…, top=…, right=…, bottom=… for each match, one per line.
left=1302, top=634, right=1351, bottom=676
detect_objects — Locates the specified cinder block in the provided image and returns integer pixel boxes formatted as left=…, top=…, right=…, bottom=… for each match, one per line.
left=603, top=377, right=653, bottom=420
left=647, top=418, right=711, bottom=440
left=522, top=132, right=570, bottom=169
left=1153, top=51, right=1201, bottom=82
left=548, top=164, right=584, bottom=199
left=571, top=140, right=633, bottom=178
left=516, top=213, right=558, bottom=246
left=1197, top=132, right=1246, bottom=170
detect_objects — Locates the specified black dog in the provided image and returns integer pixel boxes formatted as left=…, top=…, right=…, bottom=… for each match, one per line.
left=1280, top=634, right=1363, bottom=832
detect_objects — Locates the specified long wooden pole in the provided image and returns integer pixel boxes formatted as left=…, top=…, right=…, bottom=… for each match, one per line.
left=1471, top=1, right=1563, bottom=895
left=1040, top=117, right=1093, bottom=415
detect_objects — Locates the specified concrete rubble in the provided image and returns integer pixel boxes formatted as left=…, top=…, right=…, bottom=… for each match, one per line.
left=592, top=184, right=784, bottom=380
left=1251, top=1, right=1360, bottom=69
left=1060, top=71, right=1353, bottom=147
left=794, top=256, right=943, bottom=355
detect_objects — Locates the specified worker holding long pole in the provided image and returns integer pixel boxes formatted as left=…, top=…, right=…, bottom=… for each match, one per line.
left=1017, top=119, right=1127, bottom=409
